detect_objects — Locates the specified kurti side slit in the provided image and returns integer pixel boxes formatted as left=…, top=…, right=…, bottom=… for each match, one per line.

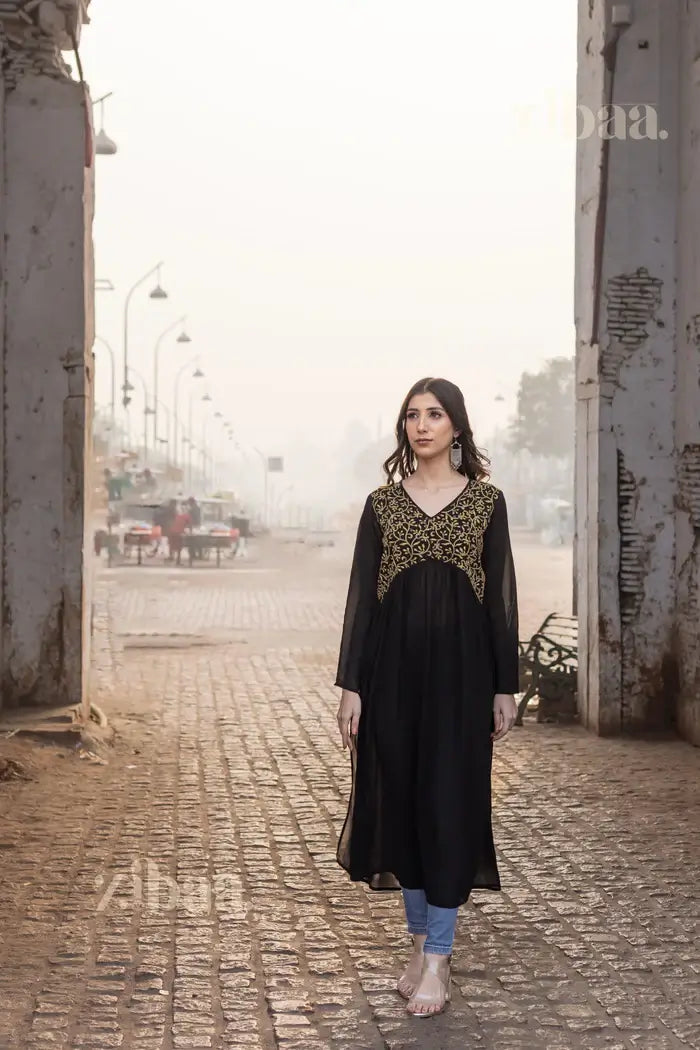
left=334, top=479, right=519, bottom=909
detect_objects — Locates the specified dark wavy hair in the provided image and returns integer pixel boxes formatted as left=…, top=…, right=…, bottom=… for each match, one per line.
left=381, top=377, right=491, bottom=484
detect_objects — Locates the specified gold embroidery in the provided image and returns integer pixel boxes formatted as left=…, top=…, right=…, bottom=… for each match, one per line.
left=370, top=480, right=499, bottom=603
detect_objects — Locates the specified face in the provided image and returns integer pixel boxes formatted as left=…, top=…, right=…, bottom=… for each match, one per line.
left=404, top=393, right=457, bottom=461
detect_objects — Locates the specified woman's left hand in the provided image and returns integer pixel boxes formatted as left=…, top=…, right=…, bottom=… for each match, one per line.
left=491, top=693, right=518, bottom=741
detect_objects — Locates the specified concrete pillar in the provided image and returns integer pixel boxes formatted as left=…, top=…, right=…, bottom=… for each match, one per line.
left=576, top=0, right=700, bottom=743
left=0, top=5, right=95, bottom=714
left=675, top=4, right=700, bottom=745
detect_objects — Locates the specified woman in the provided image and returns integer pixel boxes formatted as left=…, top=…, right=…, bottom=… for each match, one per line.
left=334, top=377, right=519, bottom=1018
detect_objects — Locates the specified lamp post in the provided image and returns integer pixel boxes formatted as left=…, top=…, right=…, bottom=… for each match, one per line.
left=211, top=412, right=223, bottom=490
left=173, top=358, right=204, bottom=470
left=173, top=414, right=189, bottom=479
left=92, top=92, right=118, bottom=155
left=209, top=412, right=234, bottom=492
left=186, top=441, right=202, bottom=495
left=183, top=437, right=193, bottom=493
left=153, top=316, right=191, bottom=452
left=253, top=446, right=270, bottom=529
left=188, top=391, right=211, bottom=491
left=156, top=398, right=172, bottom=468
left=122, top=261, right=168, bottom=410
left=94, top=336, right=116, bottom=440
left=201, top=414, right=208, bottom=492
left=188, top=391, right=211, bottom=446
left=201, top=408, right=215, bottom=493
left=126, top=366, right=154, bottom=463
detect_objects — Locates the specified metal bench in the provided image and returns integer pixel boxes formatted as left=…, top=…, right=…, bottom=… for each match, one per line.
left=516, top=613, right=578, bottom=724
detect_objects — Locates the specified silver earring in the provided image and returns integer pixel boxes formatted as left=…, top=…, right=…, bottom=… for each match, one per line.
left=449, top=435, right=462, bottom=470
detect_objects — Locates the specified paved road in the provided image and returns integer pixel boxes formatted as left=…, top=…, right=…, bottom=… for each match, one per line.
left=0, top=533, right=698, bottom=1050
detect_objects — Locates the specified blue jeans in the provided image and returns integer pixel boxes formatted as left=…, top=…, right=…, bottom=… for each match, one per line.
left=401, top=887, right=458, bottom=956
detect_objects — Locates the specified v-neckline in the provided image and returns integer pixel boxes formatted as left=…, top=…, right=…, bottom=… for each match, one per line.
left=399, top=479, right=470, bottom=519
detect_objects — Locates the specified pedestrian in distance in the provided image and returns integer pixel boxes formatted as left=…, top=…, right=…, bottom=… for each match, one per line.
left=335, top=377, right=520, bottom=1018
left=168, top=502, right=191, bottom=564
left=103, top=467, right=129, bottom=527
left=186, top=496, right=202, bottom=529
left=150, top=499, right=177, bottom=559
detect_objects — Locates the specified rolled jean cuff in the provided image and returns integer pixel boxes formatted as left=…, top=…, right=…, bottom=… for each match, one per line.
left=424, top=940, right=452, bottom=956
left=406, top=923, right=427, bottom=936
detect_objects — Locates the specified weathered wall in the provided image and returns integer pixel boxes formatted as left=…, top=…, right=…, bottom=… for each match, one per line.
left=675, top=3, right=700, bottom=745
left=574, top=0, right=606, bottom=732
left=576, top=0, right=700, bottom=744
left=0, top=73, right=94, bottom=711
left=0, top=73, right=4, bottom=703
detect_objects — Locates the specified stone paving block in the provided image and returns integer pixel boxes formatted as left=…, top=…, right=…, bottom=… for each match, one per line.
left=1, top=545, right=699, bottom=1050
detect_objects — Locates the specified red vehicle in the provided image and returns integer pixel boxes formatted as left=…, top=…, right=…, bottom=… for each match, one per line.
left=180, top=499, right=240, bottom=566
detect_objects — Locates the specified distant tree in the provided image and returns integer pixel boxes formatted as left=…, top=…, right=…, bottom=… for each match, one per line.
left=507, top=356, right=574, bottom=459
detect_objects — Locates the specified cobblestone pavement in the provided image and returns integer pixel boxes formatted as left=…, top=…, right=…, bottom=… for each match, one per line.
left=1, top=533, right=699, bottom=1050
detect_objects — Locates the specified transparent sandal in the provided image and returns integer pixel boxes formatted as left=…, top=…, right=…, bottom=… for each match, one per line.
left=406, top=954, right=451, bottom=1018
left=396, top=934, right=426, bottom=1000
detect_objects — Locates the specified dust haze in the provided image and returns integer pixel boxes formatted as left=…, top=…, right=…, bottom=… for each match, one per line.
left=84, top=0, right=575, bottom=522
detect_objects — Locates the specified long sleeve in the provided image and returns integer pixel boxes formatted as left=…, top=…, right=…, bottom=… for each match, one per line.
left=334, top=494, right=382, bottom=693
left=482, top=490, right=520, bottom=694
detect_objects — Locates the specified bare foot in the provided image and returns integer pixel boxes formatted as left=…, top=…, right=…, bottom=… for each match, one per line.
left=396, top=934, right=426, bottom=999
left=406, top=953, right=451, bottom=1017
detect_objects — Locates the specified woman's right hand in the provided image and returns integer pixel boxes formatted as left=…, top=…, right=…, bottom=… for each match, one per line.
left=337, top=690, right=362, bottom=749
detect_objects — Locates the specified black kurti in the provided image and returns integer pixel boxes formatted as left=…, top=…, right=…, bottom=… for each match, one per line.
left=334, top=479, right=519, bottom=909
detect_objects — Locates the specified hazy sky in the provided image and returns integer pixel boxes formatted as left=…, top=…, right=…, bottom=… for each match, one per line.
left=82, top=0, right=576, bottom=469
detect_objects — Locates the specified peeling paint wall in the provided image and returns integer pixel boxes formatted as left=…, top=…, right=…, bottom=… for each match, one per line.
left=576, top=0, right=700, bottom=744
left=606, top=257, right=677, bottom=732
left=675, top=2, right=700, bottom=746
left=0, top=72, right=5, bottom=697
left=0, top=74, right=94, bottom=712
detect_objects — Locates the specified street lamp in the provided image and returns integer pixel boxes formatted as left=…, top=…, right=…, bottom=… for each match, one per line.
left=122, top=261, right=168, bottom=408
left=253, top=446, right=270, bottom=529
left=153, top=315, right=191, bottom=452
left=173, top=357, right=204, bottom=469
left=155, top=398, right=172, bottom=468
left=188, top=391, right=211, bottom=491
left=93, top=92, right=118, bottom=156
left=188, top=390, right=211, bottom=442
left=127, top=365, right=154, bottom=463
left=208, top=412, right=234, bottom=490
left=200, top=406, right=215, bottom=492
left=94, top=336, right=116, bottom=439
left=187, top=443, right=198, bottom=493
